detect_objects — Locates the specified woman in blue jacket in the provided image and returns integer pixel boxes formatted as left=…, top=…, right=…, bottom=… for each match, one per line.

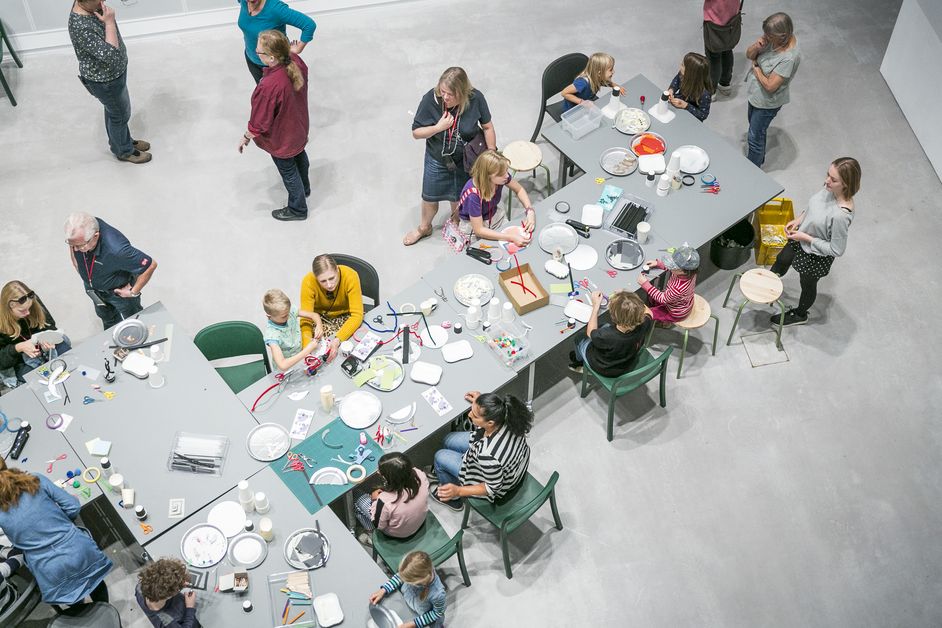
left=0, top=458, right=112, bottom=610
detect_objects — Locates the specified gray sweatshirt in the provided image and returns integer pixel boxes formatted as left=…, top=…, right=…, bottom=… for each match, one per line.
left=798, top=189, right=854, bottom=257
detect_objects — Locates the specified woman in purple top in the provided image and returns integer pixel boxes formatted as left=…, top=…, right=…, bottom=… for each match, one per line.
left=457, top=150, right=535, bottom=246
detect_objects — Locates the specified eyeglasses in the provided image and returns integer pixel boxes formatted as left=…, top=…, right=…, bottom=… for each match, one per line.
left=9, top=292, right=35, bottom=307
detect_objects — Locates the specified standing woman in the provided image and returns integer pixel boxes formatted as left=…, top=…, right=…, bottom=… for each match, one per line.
left=403, top=67, right=497, bottom=246
left=702, top=0, right=743, bottom=96
left=0, top=458, right=112, bottom=612
left=744, top=12, right=800, bottom=168
left=0, top=281, right=71, bottom=388
left=239, top=30, right=311, bottom=222
left=238, top=0, right=316, bottom=84
left=770, top=157, right=861, bottom=327
left=299, top=254, right=364, bottom=358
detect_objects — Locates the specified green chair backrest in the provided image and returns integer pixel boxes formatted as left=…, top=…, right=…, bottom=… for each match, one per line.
left=193, top=320, right=271, bottom=373
left=502, top=471, right=560, bottom=536
left=428, top=528, right=463, bottom=566
left=589, top=346, right=673, bottom=396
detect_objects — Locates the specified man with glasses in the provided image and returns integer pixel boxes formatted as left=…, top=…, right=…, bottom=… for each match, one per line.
left=64, top=212, right=157, bottom=329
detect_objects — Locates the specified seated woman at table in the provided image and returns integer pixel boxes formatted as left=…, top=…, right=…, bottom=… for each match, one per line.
left=457, top=150, right=534, bottom=247
left=135, top=557, right=201, bottom=628
left=667, top=52, right=713, bottom=121
left=299, top=254, right=364, bottom=360
left=262, top=288, right=322, bottom=371
left=354, top=452, right=429, bottom=540
left=560, top=52, right=623, bottom=112
left=369, top=550, right=446, bottom=628
left=431, top=391, right=532, bottom=511
left=568, top=290, right=653, bottom=375
left=0, top=458, right=112, bottom=613
left=0, top=280, right=71, bottom=389
left=637, top=244, right=699, bottom=324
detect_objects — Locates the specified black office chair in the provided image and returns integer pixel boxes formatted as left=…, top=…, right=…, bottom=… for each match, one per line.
left=329, top=254, right=380, bottom=309
left=529, top=53, right=589, bottom=186
left=0, top=574, right=41, bottom=626
left=0, top=19, right=24, bottom=107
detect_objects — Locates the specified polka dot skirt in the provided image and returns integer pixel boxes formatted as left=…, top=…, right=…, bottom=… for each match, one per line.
left=790, top=242, right=834, bottom=278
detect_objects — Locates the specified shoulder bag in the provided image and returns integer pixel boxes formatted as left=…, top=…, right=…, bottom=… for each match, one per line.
left=703, top=0, right=744, bottom=53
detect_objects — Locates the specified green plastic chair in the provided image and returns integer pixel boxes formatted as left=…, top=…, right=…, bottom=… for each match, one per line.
left=580, top=346, right=673, bottom=441
left=0, top=19, right=23, bottom=107
left=372, top=513, right=471, bottom=587
left=461, top=471, right=563, bottom=579
left=194, top=321, right=271, bottom=394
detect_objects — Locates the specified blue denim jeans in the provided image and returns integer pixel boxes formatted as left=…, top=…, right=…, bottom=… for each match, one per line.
left=574, top=335, right=591, bottom=363
left=433, top=431, right=471, bottom=496
left=746, top=102, right=781, bottom=167
left=79, top=72, right=134, bottom=158
left=271, top=150, right=310, bottom=216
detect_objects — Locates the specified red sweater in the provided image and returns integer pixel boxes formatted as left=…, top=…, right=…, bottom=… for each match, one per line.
left=248, top=53, right=309, bottom=159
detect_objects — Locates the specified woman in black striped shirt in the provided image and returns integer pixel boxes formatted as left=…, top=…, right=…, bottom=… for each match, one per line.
left=432, top=391, right=532, bottom=511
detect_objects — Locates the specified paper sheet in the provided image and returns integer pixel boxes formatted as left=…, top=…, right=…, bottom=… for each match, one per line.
left=421, top=387, right=453, bottom=416
left=289, top=409, right=315, bottom=440
left=54, top=413, right=74, bottom=432
left=77, top=365, right=101, bottom=381
left=288, top=390, right=309, bottom=401
left=550, top=283, right=572, bottom=294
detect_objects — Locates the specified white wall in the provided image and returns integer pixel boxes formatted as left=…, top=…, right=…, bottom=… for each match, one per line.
left=881, top=0, right=942, bottom=180
left=4, top=0, right=401, bottom=52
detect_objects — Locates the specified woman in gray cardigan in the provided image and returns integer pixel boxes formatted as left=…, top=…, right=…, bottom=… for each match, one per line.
left=770, top=157, right=861, bottom=326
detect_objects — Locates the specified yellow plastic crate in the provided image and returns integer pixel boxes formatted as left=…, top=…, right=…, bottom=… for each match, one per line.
left=753, top=197, right=794, bottom=265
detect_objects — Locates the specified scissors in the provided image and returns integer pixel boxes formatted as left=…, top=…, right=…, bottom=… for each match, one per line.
left=701, top=187, right=721, bottom=195
left=139, top=522, right=153, bottom=535
left=82, top=395, right=97, bottom=405
left=372, top=314, right=385, bottom=325
left=433, top=287, right=448, bottom=303
left=46, top=453, right=67, bottom=473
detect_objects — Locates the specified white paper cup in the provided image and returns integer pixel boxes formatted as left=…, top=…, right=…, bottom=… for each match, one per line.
left=108, top=473, right=124, bottom=494
left=636, top=221, right=651, bottom=244
left=258, top=517, right=274, bottom=542
left=339, top=341, right=353, bottom=357
left=254, top=491, right=270, bottom=514
left=501, top=302, right=515, bottom=322
left=149, top=344, right=164, bottom=362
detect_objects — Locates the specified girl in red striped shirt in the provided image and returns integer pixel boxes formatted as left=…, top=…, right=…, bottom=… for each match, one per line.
left=638, top=244, right=699, bottom=323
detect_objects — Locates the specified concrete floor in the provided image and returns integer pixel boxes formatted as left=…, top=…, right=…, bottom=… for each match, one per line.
left=3, top=0, right=942, bottom=626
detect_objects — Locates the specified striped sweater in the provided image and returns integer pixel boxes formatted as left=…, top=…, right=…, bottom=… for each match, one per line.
left=459, top=426, right=530, bottom=502
left=380, top=571, right=446, bottom=627
left=641, top=262, right=696, bottom=322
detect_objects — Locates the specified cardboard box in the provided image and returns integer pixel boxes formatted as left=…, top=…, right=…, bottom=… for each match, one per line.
left=497, top=263, right=549, bottom=314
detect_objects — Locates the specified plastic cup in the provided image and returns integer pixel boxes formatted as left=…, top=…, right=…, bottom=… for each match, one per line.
left=636, top=222, right=651, bottom=244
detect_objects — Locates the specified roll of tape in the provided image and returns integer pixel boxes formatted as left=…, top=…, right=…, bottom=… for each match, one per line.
left=399, top=302, right=416, bottom=314
left=46, top=414, right=64, bottom=430
left=82, top=467, right=102, bottom=483
left=495, top=259, right=512, bottom=272
left=701, top=174, right=716, bottom=185
left=555, top=201, right=571, bottom=214
left=682, top=174, right=695, bottom=187
left=346, top=464, right=366, bottom=483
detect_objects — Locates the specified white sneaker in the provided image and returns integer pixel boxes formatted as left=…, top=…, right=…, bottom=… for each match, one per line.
left=717, top=83, right=732, bottom=96
left=357, top=532, right=373, bottom=547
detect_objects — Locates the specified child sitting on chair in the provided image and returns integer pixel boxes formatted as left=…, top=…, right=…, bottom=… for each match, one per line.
left=369, top=551, right=446, bottom=628
left=637, top=244, right=699, bottom=323
left=561, top=52, right=623, bottom=112
left=354, top=452, right=430, bottom=542
left=569, top=290, right=653, bottom=376
left=135, top=557, right=201, bottom=628
left=262, top=289, right=321, bottom=371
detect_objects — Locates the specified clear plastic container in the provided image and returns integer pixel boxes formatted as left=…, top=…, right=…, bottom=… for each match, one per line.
left=485, top=321, right=531, bottom=368
left=560, top=102, right=602, bottom=139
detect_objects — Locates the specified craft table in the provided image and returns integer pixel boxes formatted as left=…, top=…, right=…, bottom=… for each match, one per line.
left=22, top=303, right=265, bottom=547
left=144, top=465, right=410, bottom=627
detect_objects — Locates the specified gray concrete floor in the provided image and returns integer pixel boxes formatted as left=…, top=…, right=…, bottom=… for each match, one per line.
left=3, top=0, right=942, bottom=626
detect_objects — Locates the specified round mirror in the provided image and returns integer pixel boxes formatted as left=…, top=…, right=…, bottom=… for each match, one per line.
left=605, top=239, right=644, bottom=270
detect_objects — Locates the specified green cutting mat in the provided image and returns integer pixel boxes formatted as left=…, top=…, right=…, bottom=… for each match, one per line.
left=271, top=417, right=381, bottom=514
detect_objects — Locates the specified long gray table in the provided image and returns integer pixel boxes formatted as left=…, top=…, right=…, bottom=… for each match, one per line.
left=144, top=466, right=410, bottom=627
left=22, top=303, right=265, bottom=547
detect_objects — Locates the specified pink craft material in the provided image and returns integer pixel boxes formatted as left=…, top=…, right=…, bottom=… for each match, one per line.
left=606, top=270, right=618, bottom=278
left=506, top=243, right=520, bottom=254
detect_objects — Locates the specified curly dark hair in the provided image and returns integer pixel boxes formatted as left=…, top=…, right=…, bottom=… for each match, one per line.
left=139, top=558, right=187, bottom=602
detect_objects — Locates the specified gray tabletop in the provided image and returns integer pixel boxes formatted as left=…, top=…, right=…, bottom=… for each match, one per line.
left=542, top=73, right=784, bottom=246
left=23, top=303, right=265, bottom=546
left=0, top=385, right=104, bottom=505
left=144, top=465, right=410, bottom=627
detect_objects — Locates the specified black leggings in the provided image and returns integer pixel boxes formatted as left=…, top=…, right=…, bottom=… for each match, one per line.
left=54, top=579, right=109, bottom=615
left=770, top=244, right=820, bottom=316
left=706, top=49, right=734, bottom=87
left=245, top=53, right=265, bottom=85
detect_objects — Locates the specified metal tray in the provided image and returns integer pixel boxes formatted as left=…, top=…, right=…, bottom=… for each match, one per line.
left=284, top=527, right=330, bottom=570
left=538, top=222, right=579, bottom=255
left=227, top=532, right=269, bottom=569
left=605, top=239, right=645, bottom=270
left=246, top=423, right=291, bottom=462
left=599, top=147, right=638, bottom=176
left=453, top=273, right=495, bottom=307
left=613, top=107, right=651, bottom=134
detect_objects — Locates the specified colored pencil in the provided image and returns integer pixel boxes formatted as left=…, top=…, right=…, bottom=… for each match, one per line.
left=282, top=599, right=291, bottom=624
left=288, top=611, right=306, bottom=624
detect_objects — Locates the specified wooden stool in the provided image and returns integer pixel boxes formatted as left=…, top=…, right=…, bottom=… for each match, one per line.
left=673, top=294, right=720, bottom=378
left=722, top=268, right=786, bottom=349
left=502, top=140, right=552, bottom=216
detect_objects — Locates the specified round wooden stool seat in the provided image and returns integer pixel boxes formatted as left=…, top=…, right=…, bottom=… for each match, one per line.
left=502, top=140, right=543, bottom=171
left=738, top=268, right=783, bottom=304
left=676, top=294, right=711, bottom=329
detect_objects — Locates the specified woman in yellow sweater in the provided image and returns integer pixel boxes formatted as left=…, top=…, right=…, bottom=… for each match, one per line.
left=300, top=254, right=364, bottom=358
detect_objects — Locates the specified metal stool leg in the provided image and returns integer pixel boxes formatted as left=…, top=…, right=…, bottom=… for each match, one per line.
left=773, top=300, right=785, bottom=350
left=709, top=314, right=719, bottom=355
left=677, top=328, right=690, bottom=378
left=538, top=163, right=553, bottom=195
left=726, top=300, right=749, bottom=346
left=722, top=273, right=743, bottom=308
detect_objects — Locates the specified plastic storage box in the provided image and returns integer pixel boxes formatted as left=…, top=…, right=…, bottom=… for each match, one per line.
left=560, top=102, right=602, bottom=139
left=752, top=197, right=794, bottom=265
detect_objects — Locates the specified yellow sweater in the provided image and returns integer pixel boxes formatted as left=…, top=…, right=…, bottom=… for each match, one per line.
left=300, top=265, right=363, bottom=343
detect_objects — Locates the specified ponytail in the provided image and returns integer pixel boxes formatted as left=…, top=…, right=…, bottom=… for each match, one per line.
left=257, top=29, right=304, bottom=92
left=285, top=60, right=304, bottom=92
left=476, top=393, right=533, bottom=437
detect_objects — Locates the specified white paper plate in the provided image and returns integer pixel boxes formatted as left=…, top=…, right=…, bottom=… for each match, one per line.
left=538, top=223, right=579, bottom=255
left=309, top=467, right=347, bottom=485
left=419, top=325, right=449, bottom=349
left=246, top=422, right=291, bottom=462
left=226, top=532, right=268, bottom=569
left=565, top=244, right=599, bottom=271
left=387, top=402, right=416, bottom=425
left=673, top=145, right=710, bottom=174
left=314, top=592, right=344, bottom=627
left=338, top=390, right=382, bottom=429
left=564, top=299, right=594, bottom=323
left=206, top=501, right=247, bottom=538
left=442, top=340, right=474, bottom=363
left=180, top=523, right=228, bottom=568
left=409, top=361, right=442, bottom=385
left=581, top=204, right=604, bottom=228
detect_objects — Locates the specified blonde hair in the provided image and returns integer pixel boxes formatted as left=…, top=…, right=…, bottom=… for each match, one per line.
left=263, top=289, right=291, bottom=317
left=398, top=551, right=434, bottom=589
left=579, top=52, right=615, bottom=94
left=257, top=30, right=304, bottom=91
left=470, top=150, right=510, bottom=201
left=0, top=281, right=47, bottom=339
left=831, top=157, right=861, bottom=199
left=311, top=254, right=338, bottom=278
left=0, top=457, right=41, bottom=512
left=607, top=290, right=647, bottom=330
left=435, top=67, right=473, bottom=115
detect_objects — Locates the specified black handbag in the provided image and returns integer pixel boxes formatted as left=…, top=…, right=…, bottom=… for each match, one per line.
left=462, top=133, right=488, bottom=173
left=703, top=1, right=743, bottom=52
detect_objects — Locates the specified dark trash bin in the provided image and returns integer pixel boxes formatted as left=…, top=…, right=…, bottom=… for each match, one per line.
left=710, top=219, right=755, bottom=270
